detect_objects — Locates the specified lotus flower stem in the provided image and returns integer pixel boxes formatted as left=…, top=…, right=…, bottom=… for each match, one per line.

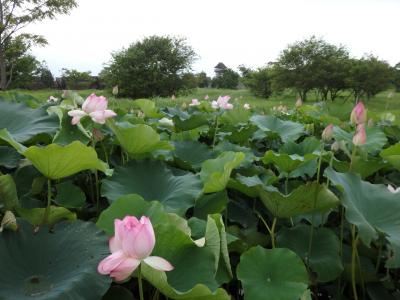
left=351, top=224, right=359, bottom=300
left=212, top=115, right=219, bottom=148
left=42, top=179, right=52, bottom=225
left=326, top=152, right=334, bottom=187
left=375, top=243, right=383, bottom=273
left=349, top=146, right=357, bottom=172
left=138, top=263, right=144, bottom=300
left=91, top=137, right=100, bottom=214
left=255, top=212, right=277, bottom=248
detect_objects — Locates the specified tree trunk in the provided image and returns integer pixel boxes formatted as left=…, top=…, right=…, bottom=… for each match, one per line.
left=0, top=44, right=7, bottom=90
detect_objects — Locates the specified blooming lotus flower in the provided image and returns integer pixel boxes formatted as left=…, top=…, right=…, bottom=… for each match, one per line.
left=47, top=96, right=58, bottom=103
left=159, top=117, right=174, bottom=127
left=204, top=95, right=209, bottom=100
left=388, top=185, right=400, bottom=194
left=68, top=94, right=117, bottom=125
left=98, top=216, right=173, bottom=282
left=353, top=124, right=366, bottom=146
left=212, top=95, right=233, bottom=110
left=189, top=99, right=200, bottom=106
left=350, top=102, right=367, bottom=125
left=322, top=124, right=334, bottom=141
left=243, top=103, right=250, bottom=110
left=295, top=98, right=303, bottom=108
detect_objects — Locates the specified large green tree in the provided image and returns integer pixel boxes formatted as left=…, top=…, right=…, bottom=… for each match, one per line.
left=0, top=0, right=77, bottom=89
left=101, top=35, right=196, bottom=98
left=272, top=36, right=350, bottom=101
left=346, top=55, right=393, bottom=101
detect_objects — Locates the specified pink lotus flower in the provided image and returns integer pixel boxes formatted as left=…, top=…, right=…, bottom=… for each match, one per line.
left=352, top=124, right=367, bottom=146
left=204, top=95, right=209, bottom=100
left=98, top=216, right=173, bottom=282
left=322, top=124, right=334, bottom=141
left=243, top=103, right=250, bottom=110
left=388, top=185, right=400, bottom=194
left=211, top=95, right=233, bottom=110
left=350, top=102, right=367, bottom=125
left=189, top=99, right=200, bottom=106
left=68, top=94, right=117, bottom=125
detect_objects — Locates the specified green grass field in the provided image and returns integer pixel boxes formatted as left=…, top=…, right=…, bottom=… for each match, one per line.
left=1, top=87, right=399, bottom=124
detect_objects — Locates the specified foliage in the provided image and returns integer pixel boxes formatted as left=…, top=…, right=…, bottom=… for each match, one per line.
left=241, top=67, right=273, bottom=98
left=212, top=68, right=240, bottom=89
left=61, top=68, right=93, bottom=90
left=101, top=35, right=196, bottom=98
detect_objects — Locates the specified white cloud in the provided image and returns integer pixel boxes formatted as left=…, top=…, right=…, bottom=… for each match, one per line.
left=25, top=0, right=400, bottom=77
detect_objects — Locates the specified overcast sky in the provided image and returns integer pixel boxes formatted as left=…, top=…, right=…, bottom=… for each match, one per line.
left=25, top=0, right=399, bottom=77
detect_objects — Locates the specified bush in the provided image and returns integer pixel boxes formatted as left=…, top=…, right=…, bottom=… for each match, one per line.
left=211, top=68, right=239, bottom=89
left=242, top=68, right=273, bottom=98
left=101, top=35, right=196, bottom=98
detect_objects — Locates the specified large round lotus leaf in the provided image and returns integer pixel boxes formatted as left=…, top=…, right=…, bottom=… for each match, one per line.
left=166, top=108, right=209, bottom=131
left=280, top=137, right=321, bottom=156
left=200, top=151, right=245, bottom=193
left=0, top=174, right=19, bottom=210
left=0, top=101, right=59, bottom=142
left=380, top=143, right=400, bottom=171
left=23, top=141, right=108, bottom=180
left=133, top=99, right=161, bottom=118
left=237, top=246, right=309, bottom=300
left=277, top=224, right=343, bottom=282
left=0, top=146, right=21, bottom=168
left=0, top=220, right=111, bottom=300
left=250, top=115, right=304, bottom=142
left=259, top=182, right=339, bottom=218
left=109, top=122, right=173, bottom=158
left=173, top=140, right=215, bottom=170
left=325, top=167, right=400, bottom=268
left=101, top=160, right=202, bottom=215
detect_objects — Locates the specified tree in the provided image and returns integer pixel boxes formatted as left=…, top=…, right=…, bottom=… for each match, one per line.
left=195, top=71, right=211, bottom=88
left=0, top=0, right=77, bottom=89
left=393, top=62, right=400, bottom=92
left=5, top=34, right=46, bottom=89
left=61, top=68, right=92, bottom=89
left=346, top=56, right=393, bottom=101
left=101, top=35, right=196, bottom=98
left=242, top=67, right=273, bottom=98
left=272, top=36, right=349, bottom=101
left=211, top=68, right=239, bottom=89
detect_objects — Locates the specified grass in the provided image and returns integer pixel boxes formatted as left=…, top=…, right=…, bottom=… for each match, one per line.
left=1, top=87, right=399, bottom=124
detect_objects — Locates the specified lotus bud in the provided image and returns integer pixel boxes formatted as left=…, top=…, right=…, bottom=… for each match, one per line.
left=204, top=94, right=209, bottom=100
left=353, top=124, right=367, bottom=146
left=322, top=124, right=334, bottom=141
left=171, top=95, right=176, bottom=100
left=189, top=99, right=200, bottom=106
left=0, top=211, right=18, bottom=232
left=112, top=85, right=119, bottom=96
left=331, top=141, right=340, bottom=152
left=350, top=102, right=367, bottom=125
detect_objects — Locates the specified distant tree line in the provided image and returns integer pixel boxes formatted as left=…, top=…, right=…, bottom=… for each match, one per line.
left=3, top=33, right=400, bottom=102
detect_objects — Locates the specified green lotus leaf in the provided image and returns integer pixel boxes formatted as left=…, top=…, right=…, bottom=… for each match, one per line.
left=280, top=137, right=321, bottom=156
left=23, top=141, right=108, bottom=180
left=54, top=181, right=86, bottom=208
left=220, top=108, right=251, bottom=125
left=16, top=206, right=76, bottom=226
left=97, top=195, right=230, bottom=296
left=380, top=143, right=400, bottom=171
left=333, top=126, right=388, bottom=154
left=259, top=182, right=339, bottom=218
left=224, top=125, right=257, bottom=146
left=0, top=220, right=111, bottom=300
left=237, top=246, right=309, bottom=300
left=331, top=156, right=387, bottom=179
left=102, top=286, right=133, bottom=300
left=0, top=101, right=59, bottom=142
left=101, top=160, right=202, bottom=215
left=0, top=129, right=27, bottom=153
left=0, top=146, right=21, bottom=168
left=194, top=191, right=228, bottom=220
left=133, top=99, right=161, bottom=118
left=173, top=141, right=215, bottom=170
left=325, top=168, right=400, bottom=268
left=166, top=108, right=210, bottom=131
left=200, top=151, right=245, bottom=193
left=262, top=150, right=317, bottom=178
left=0, top=174, right=19, bottom=210
left=214, top=141, right=255, bottom=167
left=277, top=224, right=343, bottom=282
left=250, top=115, right=304, bottom=142
left=109, top=122, right=173, bottom=158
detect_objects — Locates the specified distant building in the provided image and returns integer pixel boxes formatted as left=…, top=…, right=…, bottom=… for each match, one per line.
left=214, top=62, right=227, bottom=76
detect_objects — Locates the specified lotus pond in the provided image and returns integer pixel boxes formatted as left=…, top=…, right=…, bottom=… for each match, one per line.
left=0, top=93, right=399, bottom=300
